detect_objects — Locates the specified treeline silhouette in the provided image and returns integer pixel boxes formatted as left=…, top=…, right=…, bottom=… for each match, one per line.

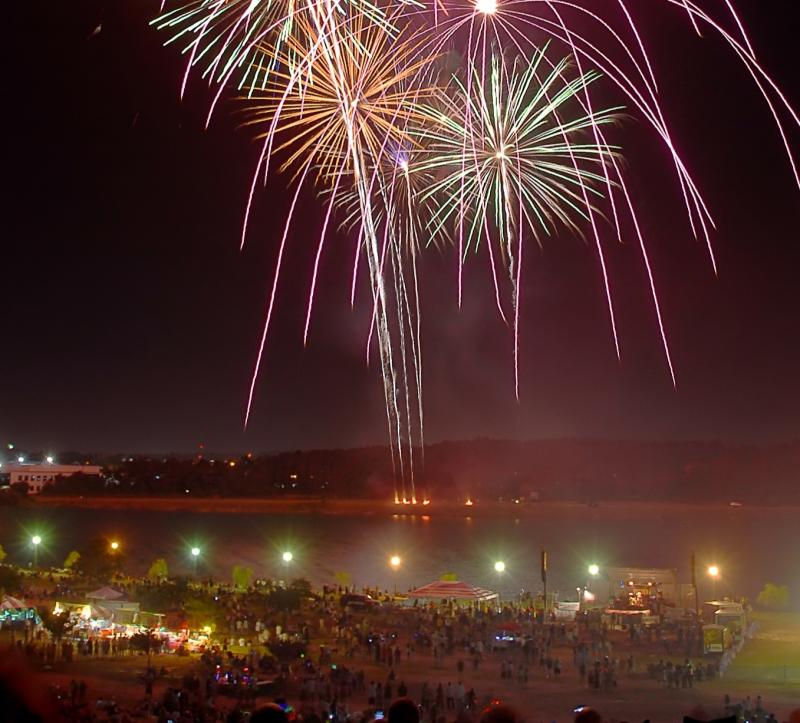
left=22, top=438, right=800, bottom=505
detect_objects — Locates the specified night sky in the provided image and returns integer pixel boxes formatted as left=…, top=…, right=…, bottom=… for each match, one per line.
left=3, top=1, right=799, bottom=454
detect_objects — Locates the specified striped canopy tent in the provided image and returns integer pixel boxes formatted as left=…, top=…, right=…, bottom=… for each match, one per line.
left=408, top=580, right=497, bottom=602
left=1, top=595, right=28, bottom=610
left=0, top=595, right=41, bottom=626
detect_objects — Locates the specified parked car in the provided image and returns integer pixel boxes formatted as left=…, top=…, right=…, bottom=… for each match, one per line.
left=491, top=631, right=518, bottom=651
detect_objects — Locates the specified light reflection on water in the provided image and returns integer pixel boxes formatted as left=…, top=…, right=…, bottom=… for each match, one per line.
left=1, top=505, right=797, bottom=606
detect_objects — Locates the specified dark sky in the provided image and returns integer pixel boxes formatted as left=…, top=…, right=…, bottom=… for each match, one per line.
left=3, top=1, right=799, bottom=454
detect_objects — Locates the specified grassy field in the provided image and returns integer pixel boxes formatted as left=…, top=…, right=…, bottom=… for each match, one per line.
left=725, top=611, right=800, bottom=686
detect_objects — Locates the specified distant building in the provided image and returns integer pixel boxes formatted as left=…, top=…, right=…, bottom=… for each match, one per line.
left=0, top=463, right=101, bottom=494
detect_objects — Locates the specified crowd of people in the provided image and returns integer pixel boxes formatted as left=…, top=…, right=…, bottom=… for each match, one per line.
left=0, top=567, right=793, bottom=723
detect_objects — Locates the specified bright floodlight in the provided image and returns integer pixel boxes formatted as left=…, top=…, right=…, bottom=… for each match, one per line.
left=494, top=560, right=506, bottom=573
left=475, top=0, right=497, bottom=14
left=46, top=455, right=54, bottom=464
left=588, top=564, right=600, bottom=576
left=282, top=551, right=293, bottom=563
left=32, top=535, right=42, bottom=546
left=110, top=541, right=119, bottom=551
left=17, top=456, right=24, bottom=464
left=708, top=565, right=720, bottom=578
left=390, top=555, right=401, bottom=569
left=191, top=546, right=200, bottom=557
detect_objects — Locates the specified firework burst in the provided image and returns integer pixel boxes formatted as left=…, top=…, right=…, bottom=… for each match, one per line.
left=412, top=48, right=622, bottom=394
left=150, top=1, right=800, bottom=500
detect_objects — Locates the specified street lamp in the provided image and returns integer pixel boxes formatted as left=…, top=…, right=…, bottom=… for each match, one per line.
left=494, top=560, right=506, bottom=607
left=31, top=535, right=42, bottom=567
left=389, top=555, right=401, bottom=595
left=281, top=550, right=294, bottom=582
left=280, top=551, right=294, bottom=624
left=190, top=546, right=201, bottom=575
left=110, top=540, right=120, bottom=552
left=708, top=565, right=720, bottom=600
left=580, top=564, right=600, bottom=611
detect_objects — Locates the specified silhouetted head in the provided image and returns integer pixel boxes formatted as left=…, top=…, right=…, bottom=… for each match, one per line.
left=481, top=704, right=521, bottom=723
left=575, top=708, right=602, bottom=723
left=251, top=703, right=289, bottom=723
left=389, top=697, right=420, bottom=723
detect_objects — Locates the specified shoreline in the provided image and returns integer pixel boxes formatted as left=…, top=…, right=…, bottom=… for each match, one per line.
left=27, top=495, right=800, bottom=517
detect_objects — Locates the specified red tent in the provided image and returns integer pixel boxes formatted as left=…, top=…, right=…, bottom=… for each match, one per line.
left=408, top=580, right=497, bottom=602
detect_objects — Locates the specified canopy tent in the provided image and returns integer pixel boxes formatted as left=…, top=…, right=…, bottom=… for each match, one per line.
left=0, top=595, right=41, bottom=626
left=1, top=595, right=28, bottom=610
left=408, top=580, right=497, bottom=602
left=87, top=586, right=124, bottom=601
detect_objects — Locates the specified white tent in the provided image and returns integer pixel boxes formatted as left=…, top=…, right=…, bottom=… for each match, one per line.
left=86, top=586, right=124, bottom=601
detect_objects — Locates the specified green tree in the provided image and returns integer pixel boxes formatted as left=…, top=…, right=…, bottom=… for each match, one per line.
left=184, top=596, right=220, bottom=629
left=74, top=537, right=114, bottom=580
left=39, top=607, right=72, bottom=641
left=232, top=565, right=254, bottom=590
left=334, top=571, right=352, bottom=588
left=64, top=550, right=81, bottom=570
left=148, top=558, right=169, bottom=582
left=0, top=544, right=6, bottom=564
left=0, top=566, right=20, bottom=594
left=756, top=583, right=790, bottom=611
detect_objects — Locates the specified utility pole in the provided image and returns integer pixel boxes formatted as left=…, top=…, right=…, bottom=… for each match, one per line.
left=541, top=549, right=548, bottom=618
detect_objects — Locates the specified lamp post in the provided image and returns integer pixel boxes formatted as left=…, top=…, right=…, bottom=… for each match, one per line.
left=389, top=555, right=401, bottom=595
left=31, top=535, right=42, bottom=567
left=582, top=564, right=600, bottom=611
left=494, top=560, right=505, bottom=608
left=281, top=551, right=293, bottom=627
left=707, top=565, right=720, bottom=600
left=190, top=546, right=201, bottom=575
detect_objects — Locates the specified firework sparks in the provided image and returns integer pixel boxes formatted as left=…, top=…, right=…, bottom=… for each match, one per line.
left=150, top=1, right=800, bottom=500
left=411, top=49, right=622, bottom=392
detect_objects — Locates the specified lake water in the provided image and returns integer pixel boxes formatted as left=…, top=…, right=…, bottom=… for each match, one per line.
left=1, top=504, right=798, bottom=606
